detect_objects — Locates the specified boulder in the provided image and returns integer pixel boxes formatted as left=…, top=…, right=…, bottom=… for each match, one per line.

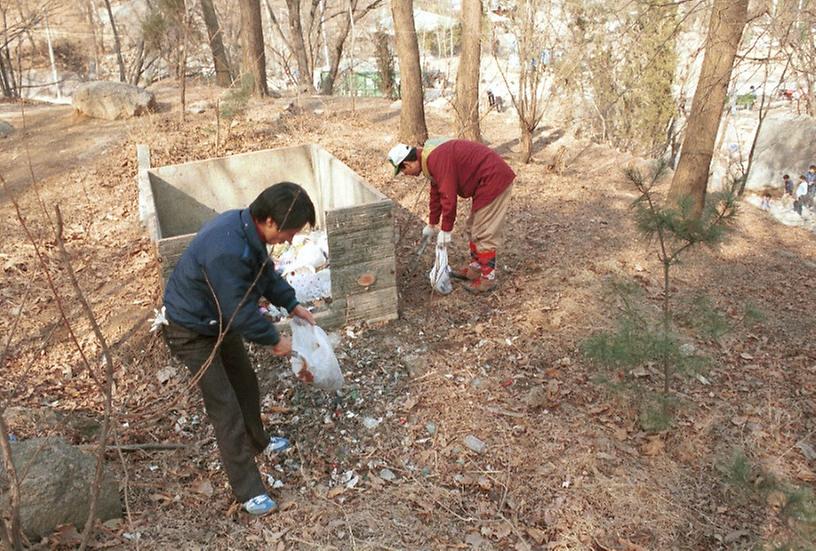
left=186, top=100, right=212, bottom=114
left=0, top=119, right=13, bottom=137
left=744, top=113, right=816, bottom=190
left=72, top=81, right=156, bottom=120
left=0, top=437, right=120, bottom=540
left=4, top=406, right=101, bottom=442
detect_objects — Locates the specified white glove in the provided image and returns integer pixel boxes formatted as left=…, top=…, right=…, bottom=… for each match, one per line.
left=149, top=306, right=169, bottom=333
left=437, top=231, right=452, bottom=246
left=422, top=224, right=438, bottom=238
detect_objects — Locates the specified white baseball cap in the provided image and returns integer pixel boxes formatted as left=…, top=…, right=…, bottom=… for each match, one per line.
left=387, top=143, right=413, bottom=175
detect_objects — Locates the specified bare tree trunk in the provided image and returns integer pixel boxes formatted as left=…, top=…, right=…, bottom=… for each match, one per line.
left=0, top=54, right=13, bottom=97
left=319, top=0, right=330, bottom=68
left=321, top=0, right=356, bottom=94
left=1, top=6, right=19, bottom=97
left=0, top=416, right=22, bottom=551
left=84, top=0, right=99, bottom=76
left=200, top=0, right=232, bottom=87
left=239, top=0, right=268, bottom=96
left=44, top=10, right=61, bottom=100
left=319, top=0, right=381, bottom=94
left=12, top=0, right=36, bottom=53
left=520, top=123, right=533, bottom=164
left=348, top=0, right=356, bottom=106
left=285, top=0, right=316, bottom=93
left=740, top=48, right=790, bottom=195
left=668, top=0, right=748, bottom=218
left=127, top=39, right=146, bottom=85
left=454, top=0, right=481, bottom=141
left=179, top=11, right=190, bottom=122
left=304, top=0, right=320, bottom=85
left=102, top=0, right=126, bottom=82
left=391, top=0, right=427, bottom=144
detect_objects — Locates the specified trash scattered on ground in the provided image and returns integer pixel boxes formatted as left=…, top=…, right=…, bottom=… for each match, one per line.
left=796, top=442, right=816, bottom=462
left=679, top=343, right=696, bottom=357
left=266, top=474, right=285, bottom=489
left=156, top=365, right=178, bottom=384
left=331, top=469, right=359, bottom=490
left=464, top=434, right=487, bottom=454
left=362, top=416, right=381, bottom=430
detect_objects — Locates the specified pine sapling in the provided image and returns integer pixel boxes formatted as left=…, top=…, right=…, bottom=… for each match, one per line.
left=628, top=162, right=737, bottom=419
left=584, top=162, right=738, bottom=430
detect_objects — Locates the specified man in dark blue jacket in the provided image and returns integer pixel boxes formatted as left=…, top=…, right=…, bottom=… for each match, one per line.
left=162, top=182, right=316, bottom=516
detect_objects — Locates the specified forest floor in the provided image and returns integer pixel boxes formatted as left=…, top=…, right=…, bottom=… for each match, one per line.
left=2, top=81, right=816, bottom=551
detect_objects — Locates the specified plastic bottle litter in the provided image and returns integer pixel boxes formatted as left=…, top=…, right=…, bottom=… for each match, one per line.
left=464, top=435, right=487, bottom=454
left=362, top=417, right=381, bottom=430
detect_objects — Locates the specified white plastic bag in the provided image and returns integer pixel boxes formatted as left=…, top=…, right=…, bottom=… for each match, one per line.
left=290, top=318, right=344, bottom=392
left=285, top=266, right=332, bottom=303
left=295, top=239, right=328, bottom=270
left=429, top=243, right=453, bottom=294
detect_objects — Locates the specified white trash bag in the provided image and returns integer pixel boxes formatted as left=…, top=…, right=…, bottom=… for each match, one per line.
left=290, top=318, right=344, bottom=392
left=429, top=243, right=453, bottom=295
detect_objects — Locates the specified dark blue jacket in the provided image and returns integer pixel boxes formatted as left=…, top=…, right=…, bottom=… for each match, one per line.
left=163, top=209, right=298, bottom=345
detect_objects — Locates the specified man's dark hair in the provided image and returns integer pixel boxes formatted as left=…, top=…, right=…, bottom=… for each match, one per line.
left=250, top=182, right=316, bottom=230
left=784, top=174, right=790, bottom=179
left=398, top=147, right=418, bottom=172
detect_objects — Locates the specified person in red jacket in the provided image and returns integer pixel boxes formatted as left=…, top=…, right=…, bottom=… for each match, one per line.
left=388, top=139, right=515, bottom=293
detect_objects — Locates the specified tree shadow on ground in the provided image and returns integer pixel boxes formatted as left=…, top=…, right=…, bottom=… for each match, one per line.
left=492, top=126, right=565, bottom=159
left=367, top=109, right=399, bottom=125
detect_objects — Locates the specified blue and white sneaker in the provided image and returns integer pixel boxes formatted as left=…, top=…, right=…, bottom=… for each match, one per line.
left=265, top=436, right=290, bottom=457
left=244, top=494, right=278, bottom=516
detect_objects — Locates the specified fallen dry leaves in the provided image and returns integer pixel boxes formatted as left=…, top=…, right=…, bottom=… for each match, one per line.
left=2, top=89, right=816, bottom=550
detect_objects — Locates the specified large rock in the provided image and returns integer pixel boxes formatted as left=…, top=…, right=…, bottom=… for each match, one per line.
left=744, top=113, right=816, bottom=190
left=72, top=81, right=156, bottom=120
left=0, top=119, right=13, bottom=137
left=5, top=406, right=102, bottom=442
left=0, top=437, right=120, bottom=540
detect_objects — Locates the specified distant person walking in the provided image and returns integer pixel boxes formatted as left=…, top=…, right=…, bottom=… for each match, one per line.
left=794, top=175, right=808, bottom=215
left=761, top=191, right=771, bottom=211
left=783, top=174, right=794, bottom=196
left=806, top=165, right=816, bottom=194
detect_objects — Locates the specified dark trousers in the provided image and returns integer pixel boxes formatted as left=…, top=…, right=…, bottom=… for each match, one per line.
left=163, top=323, right=268, bottom=502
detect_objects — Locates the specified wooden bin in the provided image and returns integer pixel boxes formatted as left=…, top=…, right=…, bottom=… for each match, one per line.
left=137, top=144, right=398, bottom=329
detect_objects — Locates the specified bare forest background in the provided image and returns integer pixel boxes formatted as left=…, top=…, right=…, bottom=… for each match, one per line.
left=3, top=0, right=816, bottom=549
left=4, top=0, right=816, bottom=164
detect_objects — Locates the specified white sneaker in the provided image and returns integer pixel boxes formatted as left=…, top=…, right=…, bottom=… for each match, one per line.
left=244, top=494, right=277, bottom=516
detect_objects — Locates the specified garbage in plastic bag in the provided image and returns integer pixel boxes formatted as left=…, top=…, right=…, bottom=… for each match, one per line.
left=290, top=318, right=344, bottom=392
left=275, top=232, right=328, bottom=272
left=429, top=243, right=453, bottom=294
left=284, top=265, right=332, bottom=304
left=273, top=230, right=332, bottom=304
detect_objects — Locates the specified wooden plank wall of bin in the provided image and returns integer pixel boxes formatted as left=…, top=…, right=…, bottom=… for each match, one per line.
left=326, top=200, right=398, bottom=326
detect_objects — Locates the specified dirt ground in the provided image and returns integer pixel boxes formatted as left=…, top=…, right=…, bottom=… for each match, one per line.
left=2, top=81, right=816, bottom=551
